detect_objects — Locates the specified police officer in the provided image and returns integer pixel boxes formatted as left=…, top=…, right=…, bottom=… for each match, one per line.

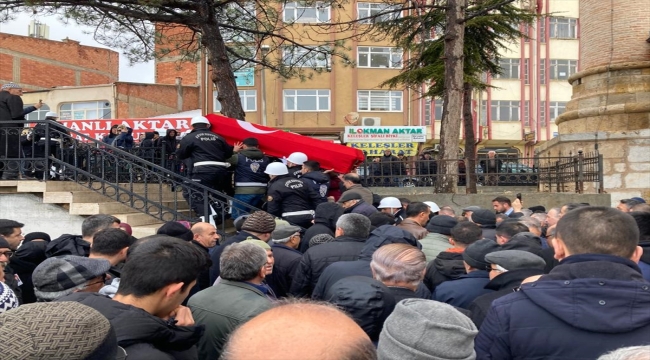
left=176, top=116, right=233, bottom=217
left=264, top=162, right=325, bottom=229
left=300, top=160, right=330, bottom=203
left=228, top=137, right=270, bottom=219
left=286, top=152, right=307, bottom=178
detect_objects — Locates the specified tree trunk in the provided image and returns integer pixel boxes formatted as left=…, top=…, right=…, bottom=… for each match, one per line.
left=199, top=21, right=246, bottom=120
left=436, top=0, right=466, bottom=193
left=463, top=82, right=477, bottom=194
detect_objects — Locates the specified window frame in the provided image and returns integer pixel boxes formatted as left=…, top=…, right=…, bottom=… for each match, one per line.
left=549, top=101, right=566, bottom=122
left=24, top=104, right=51, bottom=121
left=549, top=59, right=578, bottom=80
left=282, top=46, right=331, bottom=68
left=549, top=17, right=578, bottom=39
left=283, top=89, right=331, bottom=112
left=496, top=58, right=520, bottom=79
left=283, top=2, right=330, bottom=23
left=490, top=100, right=521, bottom=122
left=357, top=46, right=403, bottom=69
left=357, top=90, right=403, bottom=112
left=357, top=2, right=401, bottom=24
left=213, top=90, right=258, bottom=113
left=59, top=101, right=112, bottom=121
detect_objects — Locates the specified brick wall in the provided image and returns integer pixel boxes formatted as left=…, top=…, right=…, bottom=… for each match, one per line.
left=0, top=32, right=119, bottom=90
left=580, top=0, right=650, bottom=69
left=154, top=23, right=200, bottom=85
left=115, top=82, right=200, bottom=118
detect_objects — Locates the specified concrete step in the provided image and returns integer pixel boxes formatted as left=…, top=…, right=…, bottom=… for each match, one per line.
left=69, top=200, right=189, bottom=216
left=113, top=210, right=191, bottom=227
left=16, top=180, right=88, bottom=193
left=43, top=191, right=114, bottom=204
left=131, top=224, right=164, bottom=238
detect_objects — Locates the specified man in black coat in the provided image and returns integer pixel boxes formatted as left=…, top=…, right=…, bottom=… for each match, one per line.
left=468, top=249, right=546, bottom=328
left=475, top=207, right=650, bottom=359
left=300, top=160, right=330, bottom=203
left=0, top=83, right=27, bottom=180
left=265, top=225, right=303, bottom=298
left=300, top=202, right=344, bottom=253
left=290, top=214, right=371, bottom=297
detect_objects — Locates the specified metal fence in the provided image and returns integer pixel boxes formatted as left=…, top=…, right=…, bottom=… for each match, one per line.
left=0, top=121, right=260, bottom=230
left=357, top=152, right=604, bottom=193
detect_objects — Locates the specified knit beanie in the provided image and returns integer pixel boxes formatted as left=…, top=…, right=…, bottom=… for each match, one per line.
left=426, top=216, right=459, bottom=235
left=157, top=221, right=194, bottom=241
left=378, top=299, right=478, bottom=360
left=0, top=301, right=119, bottom=359
left=241, top=211, right=276, bottom=234
left=0, top=237, right=10, bottom=249
left=471, top=209, right=497, bottom=227
left=462, top=239, right=500, bottom=270
left=308, top=233, right=335, bottom=248
left=0, top=281, right=19, bottom=314
left=23, top=232, right=51, bottom=243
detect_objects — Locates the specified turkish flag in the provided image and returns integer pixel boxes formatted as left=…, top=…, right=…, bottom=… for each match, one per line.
left=206, top=114, right=365, bottom=174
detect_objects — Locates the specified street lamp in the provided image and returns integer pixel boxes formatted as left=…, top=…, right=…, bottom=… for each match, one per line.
left=260, top=44, right=271, bottom=126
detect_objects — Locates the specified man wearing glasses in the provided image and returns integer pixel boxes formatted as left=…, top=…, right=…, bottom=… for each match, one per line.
left=0, top=219, right=25, bottom=303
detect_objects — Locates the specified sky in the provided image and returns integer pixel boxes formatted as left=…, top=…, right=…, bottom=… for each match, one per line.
left=0, top=12, right=155, bottom=83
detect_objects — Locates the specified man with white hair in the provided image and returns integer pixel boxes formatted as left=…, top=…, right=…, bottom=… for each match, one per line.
left=370, top=243, right=428, bottom=302
left=479, top=150, right=503, bottom=186
left=267, top=225, right=303, bottom=298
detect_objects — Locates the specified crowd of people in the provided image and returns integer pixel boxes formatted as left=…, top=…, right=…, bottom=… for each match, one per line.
left=1, top=189, right=649, bottom=359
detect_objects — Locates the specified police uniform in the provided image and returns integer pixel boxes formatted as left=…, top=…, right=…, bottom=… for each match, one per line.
left=176, top=128, right=233, bottom=217
left=288, top=165, right=303, bottom=178
left=229, top=149, right=270, bottom=218
left=300, top=170, right=331, bottom=203
left=266, top=174, right=326, bottom=229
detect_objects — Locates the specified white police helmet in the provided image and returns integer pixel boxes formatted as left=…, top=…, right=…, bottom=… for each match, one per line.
left=287, top=152, right=308, bottom=165
left=190, top=116, right=210, bottom=127
left=378, top=197, right=402, bottom=209
left=264, top=162, right=289, bottom=176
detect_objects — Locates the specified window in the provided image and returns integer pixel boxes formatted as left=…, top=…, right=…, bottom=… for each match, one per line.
left=496, top=58, right=520, bottom=79
left=524, top=100, right=530, bottom=127
left=214, top=90, right=257, bottom=113
left=283, top=2, right=330, bottom=23
left=423, top=98, right=431, bottom=125
left=490, top=101, right=520, bottom=121
left=480, top=100, right=487, bottom=126
left=539, top=58, right=546, bottom=85
left=357, top=47, right=402, bottom=69
left=24, top=104, right=50, bottom=121
left=550, top=60, right=577, bottom=80
left=283, top=90, right=330, bottom=111
left=539, top=19, right=546, bottom=43
left=524, top=59, right=529, bottom=84
left=59, top=101, right=111, bottom=120
left=283, top=46, right=330, bottom=68
left=229, top=46, right=256, bottom=71
left=357, top=3, right=401, bottom=23
left=434, top=99, right=443, bottom=120
left=540, top=101, right=546, bottom=127
left=549, top=101, right=566, bottom=121
left=358, top=90, right=402, bottom=112
left=523, top=24, right=530, bottom=42
left=550, top=17, right=577, bottom=39
left=423, top=98, right=442, bottom=125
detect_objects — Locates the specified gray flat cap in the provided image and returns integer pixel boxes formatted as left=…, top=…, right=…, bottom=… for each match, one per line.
left=485, top=250, right=546, bottom=271
left=272, top=225, right=302, bottom=240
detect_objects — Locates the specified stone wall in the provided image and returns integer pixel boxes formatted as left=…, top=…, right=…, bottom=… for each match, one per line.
left=0, top=194, right=85, bottom=239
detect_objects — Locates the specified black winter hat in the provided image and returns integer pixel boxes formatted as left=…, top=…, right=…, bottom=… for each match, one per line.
left=338, top=192, right=362, bottom=203
left=157, top=222, right=193, bottom=242
left=426, top=216, right=458, bottom=235
left=24, top=232, right=51, bottom=243
left=471, top=209, right=497, bottom=227
left=0, top=237, right=10, bottom=249
left=528, top=205, right=546, bottom=213
left=462, top=239, right=500, bottom=270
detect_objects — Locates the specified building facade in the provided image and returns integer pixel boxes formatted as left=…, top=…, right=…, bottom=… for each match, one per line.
left=0, top=32, right=119, bottom=90
left=155, top=0, right=576, bottom=155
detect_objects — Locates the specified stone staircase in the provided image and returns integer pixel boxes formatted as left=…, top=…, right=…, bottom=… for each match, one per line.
left=0, top=180, right=189, bottom=238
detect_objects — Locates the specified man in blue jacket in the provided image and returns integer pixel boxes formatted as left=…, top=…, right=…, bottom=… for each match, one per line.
left=475, top=207, right=650, bottom=359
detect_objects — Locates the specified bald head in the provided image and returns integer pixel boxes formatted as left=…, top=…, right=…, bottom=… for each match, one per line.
left=222, top=300, right=376, bottom=360
left=191, top=222, right=219, bottom=248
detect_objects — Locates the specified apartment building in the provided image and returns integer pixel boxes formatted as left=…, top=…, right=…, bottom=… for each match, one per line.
left=155, top=0, right=578, bottom=156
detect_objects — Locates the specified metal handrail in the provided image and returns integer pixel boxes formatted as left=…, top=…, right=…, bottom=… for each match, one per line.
left=1, top=120, right=262, bottom=230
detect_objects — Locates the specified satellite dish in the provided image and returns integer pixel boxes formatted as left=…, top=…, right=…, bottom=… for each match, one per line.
left=344, top=112, right=359, bottom=125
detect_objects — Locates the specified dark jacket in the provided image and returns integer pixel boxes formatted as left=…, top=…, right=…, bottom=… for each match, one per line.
left=300, top=202, right=344, bottom=253
left=187, top=241, right=213, bottom=301
left=229, top=148, right=270, bottom=195
left=638, top=241, right=650, bottom=282
left=432, top=270, right=493, bottom=309
left=288, top=165, right=303, bottom=178
left=475, top=254, right=650, bottom=359
left=301, top=170, right=331, bottom=202
left=266, top=174, right=324, bottom=218
left=290, top=235, right=367, bottom=297
left=59, top=292, right=204, bottom=360
left=389, top=286, right=427, bottom=303
left=423, top=250, right=466, bottom=292
left=417, top=158, right=437, bottom=176
left=345, top=200, right=378, bottom=218
left=9, top=241, right=47, bottom=304
left=176, top=128, right=233, bottom=172
left=112, top=128, right=134, bottom=149
left=45, top=234, right=91, bottom=258
left=311, top=226, right=419, bottom=300
left=480, top=226, right=497, bottom=241
left=209, top=231, right=258, bottom=283
left=0, top=90, right=24, bottom=126
left=102, top=125, right=119, bottom=144
left=468, top=267, right=544, bottom=328
left=139, top=132, right=156, bottom=148
left=266, top=243, right=302, bottom=298
left=156, top=129, right=178, bottom=155
left=380, top=154, right=406, bottom=176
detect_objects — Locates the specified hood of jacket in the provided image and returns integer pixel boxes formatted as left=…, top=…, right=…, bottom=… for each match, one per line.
left=639, top=242, right=650, bottom=264
left=358, top=225, right=419, bottom=260
left=520, top=254, right=650, bottom=333
left=106, top=125, right=119, bottom=138
left=9, top=241, right=47, bottom=273
left=239, top=147, right=265, bottom=160
left=59, top=292, right=204, bottom=352
left=313, top=202, right=344, bottom=229
left=324, top=276, right=396, bottom=342
left=164, top=129, right=177, bottom=138
left=301, top=171, right=330, bottom=185
left=433, top=251, right=466, bottom=279
left=44, top=234, right=90, bottom=258
left=144, top=132, right=155, bottom=140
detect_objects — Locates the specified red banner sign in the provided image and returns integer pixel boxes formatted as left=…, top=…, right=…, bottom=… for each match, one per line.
left=57, top=118, right=192, bottom=141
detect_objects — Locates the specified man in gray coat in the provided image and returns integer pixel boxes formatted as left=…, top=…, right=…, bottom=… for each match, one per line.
left=189, top=242, right=272, bottom=359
